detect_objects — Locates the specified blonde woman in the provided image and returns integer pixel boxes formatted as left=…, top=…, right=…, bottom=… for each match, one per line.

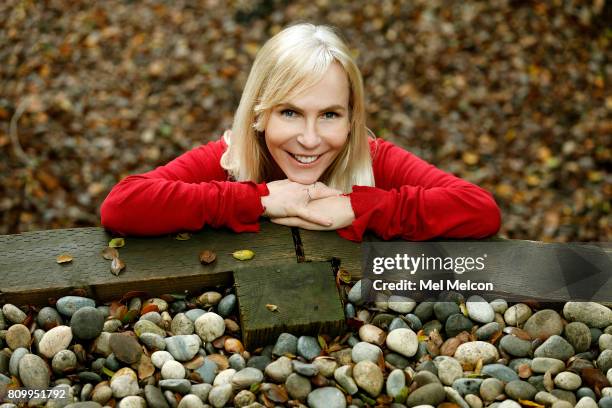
left=101, top=23, right=501, bottom=241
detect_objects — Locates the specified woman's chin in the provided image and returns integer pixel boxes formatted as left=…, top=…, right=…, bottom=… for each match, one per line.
left=286, top=173, right=320, bottom=185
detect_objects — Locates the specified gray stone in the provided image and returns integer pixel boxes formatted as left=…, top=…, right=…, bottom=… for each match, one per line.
left=352, top=341, right=382, bottom=363
left=434, top=356, right=463, bottom=386
left=190, top=383, right=212, bottom=404
left=348, top=279, right=372, bottom=306
left=434, top=302, right=461, bottom=323
left=386, top=353, right=410, bottom=369
left=229, top=353, right=246, bottom=370
left=334, top=365, right=358, bottom=395
left=194, top=313, right=225, bottom=343
left=56, top=296, right=96, bottom=317
left=454, top=341, right=499, bottom=365
left=134, top=319, right=166, bottom=337
left=272, top=333, right=298, bottom=357
left=103, top=319, right=123, bottom=333
left=504, top=303, right=532, bottom=326
left=575, top=397, right=598, bottom=408
left=264, top=356, right=292, bottom=382
left=165, top=335, right=201, bottom=361
left=577, top=387, right=597, bottom=400
left=208, top=384, right=232, bottom=408
left=414, top=301, right=434, bottom=321
left=159, top=379, right=192, bottom=394
left=500, top=335, right=532, bottom=357
left=597, top=349, right=612, bottom=374
left=161, top=360, right=186, bottom=380
left=466, top=296, right=495, bottom=324
left=423, top=320, right=443, bottom=336
left=233, top=389, right=256, bottom=407
left=505, top=380, right=537, bottom=400
left=446, top=313, right=474, bottom=337
left=297, top=336, right=321, bottom=360
left=307, top=386, right=347, bottom=408
left=145, top=385, right=170, bottom=408
left=600, top=333, right=612, bottom=351
left=217, top=295, right=236, bottom=317
left=565, top=322, right=592, bottom=353
left=18, top=354, right=50, bottom=389
left=231, top=367, right=263, bottom=389
left=413, top=369, right=441, bottom=386
left=386, top=369, right=406, bottom=398
left=110, top=368, right=140, bottom=398
left=531, top=357, right=566, bottom=374
left=140, top=312, right=163, bottom=326
left=452, top=378, right=483, bottom=396
left=534, top=335, right=575, bottom=361
left=554, top=371, right=582, bottom=390
left=563, top=302, right=612, bottom=328
left=110, top=333, right=142, bottom=364
left=353, top=360, right=383, bottom=397
left=194, top=358, right=218, bottom=384
left=313, top=356, right=337, bottom=377
left=51, top=349, right=78, bottom=374
left=185, top=309, right=206, bottom=322
left=481, top=364, right=520, bottom=382
left=445, top=386, right=470, bottom=408
left=404, top=314, right=423, bottom=331
left=285, top=373, right=311, bottom=401
left=292, top=360, right=318, bottom=376
left=388, top=296, right=416, bottom=314
left=2, top=304, right=26, bottom=324
left=406, top=383, right=446, bottom=407
left=389, top=317, right=410, bottom=331
left=176, top=395, right=204, bottom=408
left=140, top=333, right=167, bottom=351
left=524, top=309, right=564, bottom=340
left=70, top=307, right=104, bottom=340
left=246, top=355, right=271, bottom=371
left=119, top=396, right=146, bottom=408
left=476, top=322, right=501, bottom=340
left=479, top=378, right=504, bottom=402
left=171, top=314, right=194, bottom=336
left=151, top=350, right=175, bottom=369
left=37, top=307, right=63, bottom=329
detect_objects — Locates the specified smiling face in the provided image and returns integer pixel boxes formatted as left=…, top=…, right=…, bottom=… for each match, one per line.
left=264, top=62, right=351, bottom=185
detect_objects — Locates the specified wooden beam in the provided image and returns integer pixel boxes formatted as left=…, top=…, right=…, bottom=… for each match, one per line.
left=0, top=222, right=296, bottom=305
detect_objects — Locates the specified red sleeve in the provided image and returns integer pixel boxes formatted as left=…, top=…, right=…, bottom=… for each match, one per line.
left=100, top=138, right=269, bottom=236
left=337, top=138, right=501, bottom=242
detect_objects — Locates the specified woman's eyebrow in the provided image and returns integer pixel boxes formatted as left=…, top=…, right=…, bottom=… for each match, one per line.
left=280, top=103, right=347, bottom=112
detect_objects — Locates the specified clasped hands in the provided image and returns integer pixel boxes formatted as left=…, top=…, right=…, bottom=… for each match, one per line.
left=261, top=179, right=355, bottom=230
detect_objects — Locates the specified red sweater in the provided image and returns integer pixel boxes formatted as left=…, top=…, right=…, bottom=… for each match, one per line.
left=100, top=137, right=501, bottom=241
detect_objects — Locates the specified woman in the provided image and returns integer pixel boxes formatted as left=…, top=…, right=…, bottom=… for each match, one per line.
left=100, top=24, right=501, bottom=242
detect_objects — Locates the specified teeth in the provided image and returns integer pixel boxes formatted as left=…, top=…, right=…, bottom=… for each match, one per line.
left=293, top=154, right=319, bottom=164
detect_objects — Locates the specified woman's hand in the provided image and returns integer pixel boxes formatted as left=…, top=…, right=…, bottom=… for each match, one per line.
left=270, top=195, right=355, bottom=230
left=261, top=179, right=342, bottom=226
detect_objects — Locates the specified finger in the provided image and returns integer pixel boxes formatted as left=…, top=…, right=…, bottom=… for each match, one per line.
left=295, top=206, right=333, bottom=226
left=271, top=217, right=325, bottom=230
left=309, top=185, right=342, bottom=200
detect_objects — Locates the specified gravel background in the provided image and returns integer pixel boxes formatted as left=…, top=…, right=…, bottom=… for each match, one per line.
left=1, top=0, right=610, bottom=241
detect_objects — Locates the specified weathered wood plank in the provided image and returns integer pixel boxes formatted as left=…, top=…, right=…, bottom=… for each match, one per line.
left=0, top=222, right=296, bottom=305
left=234, top=261, right=346, bottom=349
left=299, top=230, right=612, bottom=305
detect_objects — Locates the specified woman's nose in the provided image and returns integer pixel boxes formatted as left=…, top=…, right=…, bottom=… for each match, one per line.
left=296, top=121, right=320, bottom=149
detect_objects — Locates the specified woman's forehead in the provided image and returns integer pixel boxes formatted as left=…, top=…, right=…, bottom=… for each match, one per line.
left=279, top=62, right=349, bottom=110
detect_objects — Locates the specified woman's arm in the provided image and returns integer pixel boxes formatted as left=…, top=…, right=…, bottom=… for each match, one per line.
left=100, top=139, right=268, bottom=236
left=337, top=138, right=501, bottom=242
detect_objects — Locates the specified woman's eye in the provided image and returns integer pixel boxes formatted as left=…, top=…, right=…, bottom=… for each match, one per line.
left=280, top=109, right=297, bottom=118
left=323, top=112, right=339, bottom=119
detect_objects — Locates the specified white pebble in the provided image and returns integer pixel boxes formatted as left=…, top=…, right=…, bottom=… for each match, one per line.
left=161, top=360, right=186, bottom=380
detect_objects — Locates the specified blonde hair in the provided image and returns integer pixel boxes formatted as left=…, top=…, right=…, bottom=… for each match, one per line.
left=220, top=23, right=374, bottom=192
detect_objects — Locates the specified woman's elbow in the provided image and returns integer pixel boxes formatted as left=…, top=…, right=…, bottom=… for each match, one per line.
left=477, top=193, right=502, bottom=237
left=100, top=194, right=128, bottom=235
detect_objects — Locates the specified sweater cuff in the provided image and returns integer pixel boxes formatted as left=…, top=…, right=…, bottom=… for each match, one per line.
left=336, top=186, right=391, bottom=242
left=227, top=181, right=269, bottom=232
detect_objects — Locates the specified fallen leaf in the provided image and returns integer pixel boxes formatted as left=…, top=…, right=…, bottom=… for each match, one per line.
left=233, top=249, right=255, bottom=260
left=265, top=304, right=278, bottom=312
left=101, top=247, right=119, bottom=260
left=56, top=254, right=73, bottom=264
left=336, top=268, right=351, bottom=284
left=108, top=238, right=125, bottom=248
left=137, top=354, right=155, bottom=380
left=518, top=400, right=545, bottom=408
left=199, top=249, right=217, bottom=264
left=111, top=257, right=126, bottom=276
left=174, top=232, right=191, bottom=240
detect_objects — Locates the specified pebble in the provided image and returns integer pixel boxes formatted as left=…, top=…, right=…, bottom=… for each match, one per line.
left=229, top=353, right=246, bottom=370
left=2, top=304, right=27, bottom=324
left=272, top=332, right=298, bottom=356
left=246, top=355, right=270, bottom=372
left=151, top=351, right=175, bottom=369
left=208, top=384, right=232, bottom=408
left=104, top=319, right=123, bottom=333
left=466, top=296, right=495, bottom=323
left=134, top=319, right=166, bottom=337
left=217, top=294, right=236, bottom=317
left=38, top=325, right=73, bottom=358
left=264, top=356, right=293, bottom=382
left=359, top=324, right=386, bottom=345
left=70, top=306, right=104, bottom=339
left=110, top=333, right=143, bottom=364
left=313, top=356, right=337, bottom=377
left=481, top=364, right=520, bottom=382
left=524, top=309, right=564, bottom=340
left=434, top=356, right=463, bottom=386
left=140, top=312, right=163, bottom=326
left=161, top=360, right=186, bottom=379
left=476, top=322, right=501, bottom=340
left=185, top=309, right=206, bottom=322
left=194, top=313, right=225, bottom=342
left=285, top=373, right=311, bottom=400
left=600, top=333, right=612, bottom=350
left=297, top=335, right=321, bottom=360
left=500, top=335, right=532, bottom=357
left=292, top=360, right=319, bottom=376
left=434, top=302, right=461, bottom=323
left=345, top=303, right=355, bottom=318
left=177, top=394, right=205, bottom=408
left=51, top=349, right=78, bottom=374
left=479, top=378, right=505, bottom=402
left=352, top=341, right=383, bottom=363
left=119, top=396, right=147, bottom=408
left=307, top=386, right=347, bottom=408
left=18, top=353, right=50, bottom=389
left=159, top=379, right=192, bottom=394
left=531, top=357, right=566, bottom=374
left=498, top=401, right=522, bottom=408
left=334, top=365, right=359, bottom=395
left=554, top=371, right=582, bottom=390
left=534, top=335, right=575, bottom=361
left=234, top=389, right=256, bottom=407
left=386, top=369, right=406, bottom=398
left=144, top=385, right=169, bottom=408
left=452, top=378, right=483, bottom=396
left=599, top=397, right=612, bottom=408
left=465, top=394, right=483, bottom=408
left=110, top=368, right=140, bottom=398
left=389, top=317, right=410, bottom=331
left=140, top=333, right=167, bottom=351
left=56, top=296, right=96, bottom=316
left=165, top=334, right=201, bottom=361
left=445, top=386, right=470, bottom=408
left=9, top=347, right=28, bottom=376
left=404, top=314, right=423, bottom=331
left=454, top=341, right=499, bottom=365
left=190, top=383, right=212, bottom=404
left=597, top=349, right=612, bottom=373
left=505, top=380, right=537, bottom=400
left=565, top=322, right=593, bottom=353
left=37, top=306, right=63, bottom=329
left=231, top=367, right=263, bottom=389
left=92, top=382, right=113, bottom=405
left=406, top=383, right=446, bottom=407
left=388, top=296, right=416, bottom=313
left=575, top=397, right=598, bottom=408
left=386, top=328, right=418, bottom=357
left=348, top=279, right=372, bottom=306
left=353, top=360, right=383, bottom=397
left=212, top=368, right=236, bottom=387
left=504, top=303, right=532, bottom=326
left=563, top=302, right=612, bottom=328
left=445, top=313, right=474, bottom=337
left=6, top=324, right=30, bottom=350
left=171, top=313, right=195, bottom=335
left=197, top=292, right=221, bottom=307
